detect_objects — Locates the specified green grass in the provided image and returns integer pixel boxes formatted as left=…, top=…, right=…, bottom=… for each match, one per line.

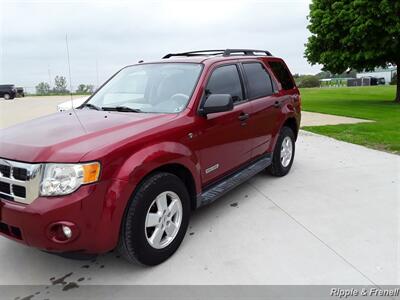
left=300, top=85, right=400, bottom=154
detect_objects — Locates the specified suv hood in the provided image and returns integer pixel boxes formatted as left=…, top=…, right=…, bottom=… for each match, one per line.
left=0, top=110, right=177, bottom=162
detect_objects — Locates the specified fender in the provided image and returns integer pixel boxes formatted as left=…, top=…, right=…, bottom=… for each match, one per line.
left=115, top=141, right=201, bottom=195
left=269, top=100, right=300, bottom=152
left=91, top=141, right=202, bottom=252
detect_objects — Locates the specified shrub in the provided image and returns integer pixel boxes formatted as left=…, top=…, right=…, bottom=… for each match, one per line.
left=297, top=75, right=320, bottom=88
left=35, top=82, right=50, bottom=95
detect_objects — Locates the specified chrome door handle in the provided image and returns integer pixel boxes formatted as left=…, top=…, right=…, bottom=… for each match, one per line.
left=238, top=113, right=249, bottom=121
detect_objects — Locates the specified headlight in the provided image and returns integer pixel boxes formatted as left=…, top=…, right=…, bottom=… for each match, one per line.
left=40, top=162, right=101, bottom=196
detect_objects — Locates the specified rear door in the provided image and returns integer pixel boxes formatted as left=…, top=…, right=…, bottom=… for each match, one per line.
left=268, top=59, right=300, bottom=132
left=240, top=61, right=279, bottom=157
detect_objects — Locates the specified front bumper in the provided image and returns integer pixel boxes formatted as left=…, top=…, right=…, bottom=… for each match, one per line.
left=0, top=179, right=131, bottom=254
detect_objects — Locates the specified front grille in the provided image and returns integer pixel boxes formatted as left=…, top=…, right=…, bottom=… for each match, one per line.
left=0, top=182, right=26, bottom=198
left=12, top=167, right=28, bottom=181
left=0, top=181, right=11, bottom=194
left=12, top=185, right=26, bottom=198
left=0, top=158, right=43, bottom=204
left=0, top=165, right=11, bottom=178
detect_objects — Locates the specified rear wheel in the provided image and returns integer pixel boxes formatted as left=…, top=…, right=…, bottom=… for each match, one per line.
left=4, top=93, right=10, bottom=100
left=267, top=126, right=295, bottom=177
left=118, top=172, right=190, bottom=266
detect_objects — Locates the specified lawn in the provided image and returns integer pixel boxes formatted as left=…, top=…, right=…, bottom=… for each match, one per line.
left=300, top=85, right=400, bottom=154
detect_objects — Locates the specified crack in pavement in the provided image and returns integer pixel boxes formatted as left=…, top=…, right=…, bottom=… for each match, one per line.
left=249, top=182, right=385, bottom=288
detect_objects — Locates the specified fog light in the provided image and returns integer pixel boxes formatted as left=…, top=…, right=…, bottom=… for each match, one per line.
left=47, top=222, right=79, bottom=243
left=62, top=225, right=72, bottom=239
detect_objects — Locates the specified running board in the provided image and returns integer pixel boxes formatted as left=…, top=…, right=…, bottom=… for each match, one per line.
left=197, top=154, right=272, bottom=207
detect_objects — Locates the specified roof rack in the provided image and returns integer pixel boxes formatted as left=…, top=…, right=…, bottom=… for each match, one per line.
left=162, top=49, right=272, bottom=59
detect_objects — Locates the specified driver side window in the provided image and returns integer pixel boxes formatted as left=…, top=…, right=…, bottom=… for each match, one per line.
left=206, top=65, right=244, bottom=103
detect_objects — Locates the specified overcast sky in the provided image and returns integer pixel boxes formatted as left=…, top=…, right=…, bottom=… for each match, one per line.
left=0, top=0, right=321, bottom=90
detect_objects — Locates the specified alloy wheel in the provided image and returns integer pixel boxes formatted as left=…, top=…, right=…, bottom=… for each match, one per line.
left=280, top=136, right=293, bottom=167
left=145, top=191, right=183, bottom=249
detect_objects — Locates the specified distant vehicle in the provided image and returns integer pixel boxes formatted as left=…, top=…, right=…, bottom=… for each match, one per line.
left=57, top=97, right=87, bottom=112
left=16, top=87, right=25, bottom=97
left=0, top=84, right=17, bottom=100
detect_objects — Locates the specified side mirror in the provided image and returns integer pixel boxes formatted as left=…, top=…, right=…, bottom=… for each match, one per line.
left=199, top=94, right=233, bottom=116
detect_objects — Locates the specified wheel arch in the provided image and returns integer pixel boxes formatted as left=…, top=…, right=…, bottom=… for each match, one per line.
left=143, top=163, right=198, bottom=211
left=282, top=117, right=299, bottom=140
left=114, top=142, right=201, bottom=212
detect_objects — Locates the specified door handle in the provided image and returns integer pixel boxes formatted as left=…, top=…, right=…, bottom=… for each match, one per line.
left=238, top=113, right=249, bottom=121
left=273, top=101, right=282, bottom=108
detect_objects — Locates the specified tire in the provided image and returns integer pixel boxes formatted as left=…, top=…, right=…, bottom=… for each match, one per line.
left=267, top=126, right=295, bottom=177
left=118, top=172, right=190, bottom=266
left=4, top=93, right=10, bottom=100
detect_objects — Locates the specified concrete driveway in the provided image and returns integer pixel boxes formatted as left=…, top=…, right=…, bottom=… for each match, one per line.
left=0, top=96, right=84, bottom=129
left=0, top=97, right=399, bottom=298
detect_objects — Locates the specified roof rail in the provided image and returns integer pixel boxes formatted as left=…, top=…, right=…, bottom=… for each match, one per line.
left=162, top=49, right=272, bottom=59
left=223, top=49, right=272, bottom=56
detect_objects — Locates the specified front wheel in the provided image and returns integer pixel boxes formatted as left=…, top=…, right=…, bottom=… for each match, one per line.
left=118, top=172, right=190, bottom=266
left=4, top=93, right=10, bottom=100
left=267, top=126, right=295, bottom=177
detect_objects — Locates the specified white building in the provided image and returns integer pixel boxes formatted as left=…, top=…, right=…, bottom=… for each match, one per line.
left=356, top=67, right=397, bottom=84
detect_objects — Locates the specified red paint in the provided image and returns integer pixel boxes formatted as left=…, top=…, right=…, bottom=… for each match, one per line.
left=0, top=55, right=300, bottom=254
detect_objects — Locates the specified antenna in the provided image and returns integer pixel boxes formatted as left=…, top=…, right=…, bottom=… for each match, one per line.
left=96, top=59, right=99, bottom=88
left=65, top=34, right=74, bottom=105
left=65, top=33, right=86, bottom=132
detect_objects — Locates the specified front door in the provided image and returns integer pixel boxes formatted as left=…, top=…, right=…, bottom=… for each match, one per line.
left=195, top=64, right=254, bottom=185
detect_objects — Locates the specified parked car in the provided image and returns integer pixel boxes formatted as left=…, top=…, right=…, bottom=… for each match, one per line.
left=0, top=84, right=17, bottom=100
left=57, top=97, right=87, bottom=112
left=16, top=87, right=25, bottom=97
left=0, top=49, right=301, bottom=265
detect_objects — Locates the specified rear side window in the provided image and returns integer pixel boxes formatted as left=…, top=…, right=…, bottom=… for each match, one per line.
left=206, top=65, right=244, bottom=103
left=269, top=61, right=295, bottom=90
left=243, top=63, right=273, bottom=99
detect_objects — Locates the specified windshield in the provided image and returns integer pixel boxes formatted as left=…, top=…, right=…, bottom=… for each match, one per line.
left=85, top=63, right=202, bottom=113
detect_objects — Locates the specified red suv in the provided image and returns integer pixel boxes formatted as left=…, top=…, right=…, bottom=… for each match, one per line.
left=0, top=49, right=300, bottom=265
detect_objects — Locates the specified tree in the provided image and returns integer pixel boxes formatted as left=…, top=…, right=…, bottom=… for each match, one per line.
left=86, top=84, right=94, bottom=93
left=53, top=76, right=68, bottom=94
left=35, top=82, right=50, bottom=95
left=76, top=84, right=94, bottom=94
left=297, top=75, right=320, bottom=88
left=305, top=0, right=400, bottom=102
left=315, top=71, right=332, bottom=79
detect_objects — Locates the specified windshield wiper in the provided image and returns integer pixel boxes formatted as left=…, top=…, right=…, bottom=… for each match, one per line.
left=79, top=103, right=102, bottom=110
left=102, top=106, right=142, bottom=113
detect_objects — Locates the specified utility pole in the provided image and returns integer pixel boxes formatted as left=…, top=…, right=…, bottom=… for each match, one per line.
left=96, top=59, right=99, bottom=88
left=48, top=65, right=52, bottom=87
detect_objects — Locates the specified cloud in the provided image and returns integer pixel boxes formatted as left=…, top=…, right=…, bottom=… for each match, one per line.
left=0, top=0, right=321, bottom=90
